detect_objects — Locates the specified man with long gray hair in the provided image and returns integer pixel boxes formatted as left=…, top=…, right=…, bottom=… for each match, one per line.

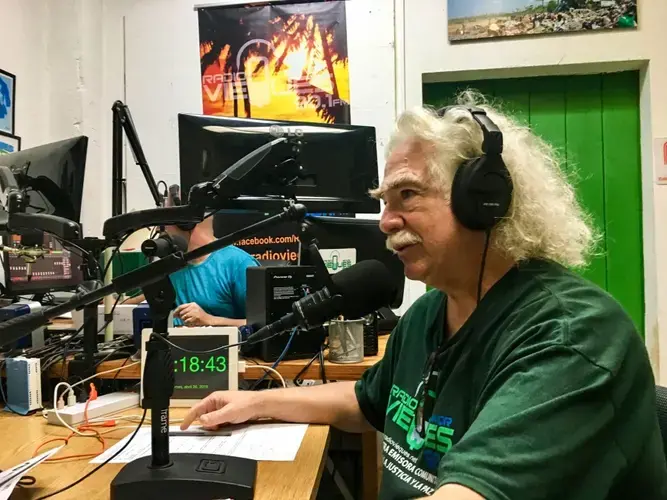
left=182, top=94, right=667, bottom=499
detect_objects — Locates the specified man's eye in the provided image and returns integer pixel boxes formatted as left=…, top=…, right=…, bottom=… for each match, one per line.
left=401, top=189, right=416, bottom=200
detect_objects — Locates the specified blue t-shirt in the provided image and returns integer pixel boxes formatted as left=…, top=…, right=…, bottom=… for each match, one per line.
left=169, top=246, right=258, bottom=323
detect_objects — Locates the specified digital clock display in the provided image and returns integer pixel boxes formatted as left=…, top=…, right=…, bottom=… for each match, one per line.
left=174, top=355, right=227, bottom=374
left=171, top=335, right=231, bottom=399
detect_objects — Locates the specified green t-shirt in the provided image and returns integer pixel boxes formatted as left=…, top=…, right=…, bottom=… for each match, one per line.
left=355, top=259, right=667, bottom=500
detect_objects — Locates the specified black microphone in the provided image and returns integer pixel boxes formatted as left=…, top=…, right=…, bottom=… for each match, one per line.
left=141, top=233, right=188, bottom=259
left=246, top=259, right=396, bottom=343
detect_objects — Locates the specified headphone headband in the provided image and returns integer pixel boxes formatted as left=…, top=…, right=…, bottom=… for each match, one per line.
left=436, top=106, right=503, bottom=157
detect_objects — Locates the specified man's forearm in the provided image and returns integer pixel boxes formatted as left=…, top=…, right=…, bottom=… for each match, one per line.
left=208, top=316, right=246, bottom=327
left=256, top=382, right=373, bottom=433
left=123, top=294, right=145, bottom=305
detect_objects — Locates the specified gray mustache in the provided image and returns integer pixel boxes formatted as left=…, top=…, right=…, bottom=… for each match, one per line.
left=386, top=231, right=422, bottom=253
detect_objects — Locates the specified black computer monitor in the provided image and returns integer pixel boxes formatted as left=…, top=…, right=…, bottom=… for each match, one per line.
left=0, top=231, right=84, bottom=296
left=213, top=211, right=404, bottom=308
left=213, top=210, right=302, bottom=265
left=300, top=216, right=404, bottom=310
left=0, top=136, right=88, bottom=223
left=178, top=114, right=380, bottom=214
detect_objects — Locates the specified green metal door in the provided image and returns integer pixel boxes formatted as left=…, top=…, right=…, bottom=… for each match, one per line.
left=423, top=71, right=644, bottom=334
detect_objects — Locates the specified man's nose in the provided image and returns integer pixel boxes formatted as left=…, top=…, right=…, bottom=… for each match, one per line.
left=380, top=208, right=404, bottom=235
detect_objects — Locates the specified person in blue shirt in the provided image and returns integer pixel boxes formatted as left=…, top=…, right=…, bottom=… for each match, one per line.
left=126, top=197, right=259, bottom=327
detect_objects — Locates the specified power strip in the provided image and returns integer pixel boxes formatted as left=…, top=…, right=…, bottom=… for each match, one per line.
left=46, top=392, right=139, bottom=427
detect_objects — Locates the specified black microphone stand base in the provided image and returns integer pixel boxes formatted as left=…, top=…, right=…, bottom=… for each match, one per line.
left=110, top=453, right=257, bottom=500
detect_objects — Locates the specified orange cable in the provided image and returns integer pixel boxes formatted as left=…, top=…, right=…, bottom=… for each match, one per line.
left=34, top=383, right=110, bottom=463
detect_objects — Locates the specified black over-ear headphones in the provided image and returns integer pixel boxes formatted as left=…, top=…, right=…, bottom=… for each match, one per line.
left=168, top=184, right=197, bottom=231
left=437, top=106, right=513, bottom=231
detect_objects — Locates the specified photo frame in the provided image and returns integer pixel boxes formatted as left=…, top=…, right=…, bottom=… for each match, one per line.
left=0, top=68, right=16, bottom=135
left=448, top=1, right=637, bottom=42
left=0, top=131, right=21, bottom=155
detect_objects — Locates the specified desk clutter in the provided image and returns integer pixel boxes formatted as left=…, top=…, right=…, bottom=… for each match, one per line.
left=0, top=408, right=329, bottom=500
left=0, top=314, right=390, bottom=499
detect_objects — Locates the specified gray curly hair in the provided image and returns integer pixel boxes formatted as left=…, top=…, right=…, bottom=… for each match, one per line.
left=380, top=92, right=598, bottom=268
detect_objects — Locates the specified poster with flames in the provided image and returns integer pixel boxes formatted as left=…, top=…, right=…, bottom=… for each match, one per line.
left=198, top=1, right=350, bottom=124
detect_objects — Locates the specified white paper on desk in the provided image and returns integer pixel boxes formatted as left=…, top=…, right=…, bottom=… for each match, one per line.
left=0, top=446, right=63, bottom=499
left=91, top=423, right=308, bottom=464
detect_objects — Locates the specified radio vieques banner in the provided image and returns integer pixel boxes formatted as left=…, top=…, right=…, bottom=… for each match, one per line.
left=198, top=1, right=351, bottom=124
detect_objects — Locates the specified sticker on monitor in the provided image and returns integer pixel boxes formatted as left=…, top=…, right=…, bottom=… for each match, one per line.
left=319, top=248, right=356, bottom=274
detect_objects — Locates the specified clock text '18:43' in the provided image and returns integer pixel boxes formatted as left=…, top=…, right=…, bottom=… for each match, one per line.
left=174, top=355, right=227, bottom=373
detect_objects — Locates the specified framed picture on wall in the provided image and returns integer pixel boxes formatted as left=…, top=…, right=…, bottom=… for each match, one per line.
left=0, top=132, right=21, bottom=155
left=448, top=0, right=638, bottom=41
left=0, top=69, right=16, bottom=134
left=198, top=1, right=351, bottom=124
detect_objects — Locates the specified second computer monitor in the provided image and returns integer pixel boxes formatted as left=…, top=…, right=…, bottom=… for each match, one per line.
left=214, top=212, right=405, bottom=309
left=178, top=114, right=380, bottom=214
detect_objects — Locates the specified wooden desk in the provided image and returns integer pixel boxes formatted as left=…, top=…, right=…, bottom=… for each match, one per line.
left=43, top=323, right=388, bottom=499
left=0, top=409, right=330, bottom=500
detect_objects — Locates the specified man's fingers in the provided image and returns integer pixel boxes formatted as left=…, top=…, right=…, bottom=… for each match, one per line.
left=180, top=399, right=211, bottom=430
left=180, top=393, right=225, bottom=430
left=175, top=304, right=196, bottom=319
left=199, top=406, right=235, bottom=428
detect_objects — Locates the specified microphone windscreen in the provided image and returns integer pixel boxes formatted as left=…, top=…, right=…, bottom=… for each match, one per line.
left=331, top=259, right=397, bottom=320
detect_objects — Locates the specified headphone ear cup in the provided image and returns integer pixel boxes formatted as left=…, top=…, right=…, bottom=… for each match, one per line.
left=450, top=158, right=480, bottom=230
left=450, top=156, right=512, bottom=231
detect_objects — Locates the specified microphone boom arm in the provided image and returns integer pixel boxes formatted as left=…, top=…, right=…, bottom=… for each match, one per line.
left=112, top=100, right=163, bottom=215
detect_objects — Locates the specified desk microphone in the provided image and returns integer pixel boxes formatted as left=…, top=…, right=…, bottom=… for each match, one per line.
left=246, top=259, right=396, bottom=343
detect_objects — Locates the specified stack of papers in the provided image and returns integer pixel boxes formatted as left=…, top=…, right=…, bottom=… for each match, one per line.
left=0, top=446, right=63, bottom=500
left=92, top=422, right=308, bottom=463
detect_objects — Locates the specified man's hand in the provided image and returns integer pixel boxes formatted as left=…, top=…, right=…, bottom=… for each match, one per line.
left=181, top=391, right=263, bottom=430
left=181, top=382, right=372, bottom=433
left=174, top=302, right=213, bottom=326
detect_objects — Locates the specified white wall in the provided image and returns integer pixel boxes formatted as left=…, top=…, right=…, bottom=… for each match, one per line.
left=47, top=0, right=108, bottom=237
left=400, top=0, right=667, bottom=383
left=0, top=0, right=49, bottom=148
